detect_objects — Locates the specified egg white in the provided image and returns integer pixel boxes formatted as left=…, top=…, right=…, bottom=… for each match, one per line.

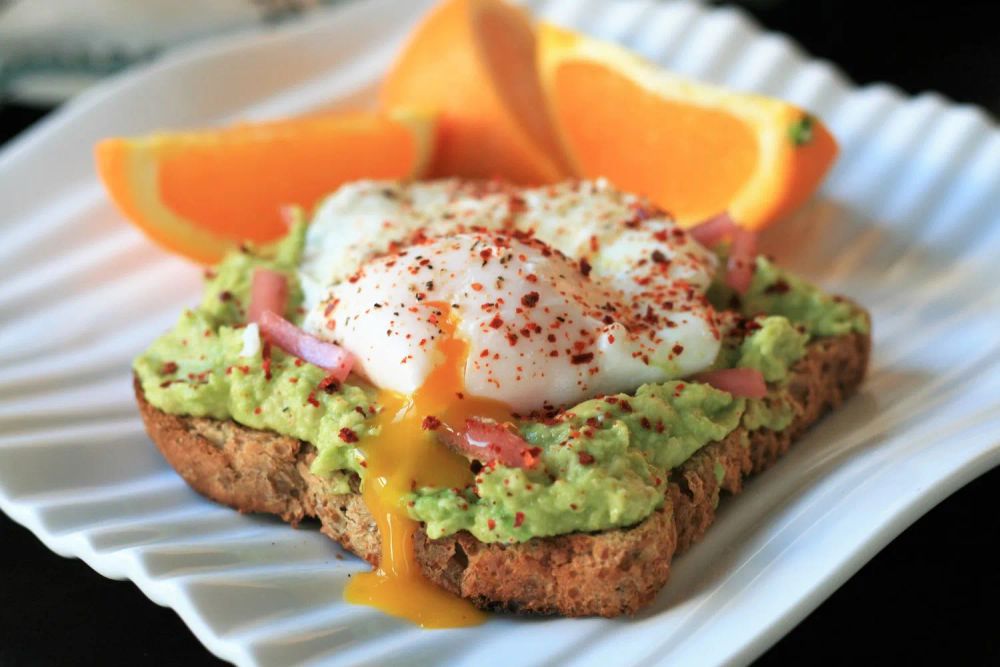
left=300, top=179, right=722, bottom=411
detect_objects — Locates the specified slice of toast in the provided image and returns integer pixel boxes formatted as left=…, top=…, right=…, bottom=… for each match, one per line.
left=135, top=330, right=869, bottom=617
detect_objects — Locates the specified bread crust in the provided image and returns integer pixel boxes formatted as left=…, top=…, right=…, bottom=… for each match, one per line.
left=135, top=330, right=869, bottom=617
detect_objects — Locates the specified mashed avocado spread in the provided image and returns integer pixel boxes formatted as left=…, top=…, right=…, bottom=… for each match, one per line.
left=135, top=224, right=867, bottom=543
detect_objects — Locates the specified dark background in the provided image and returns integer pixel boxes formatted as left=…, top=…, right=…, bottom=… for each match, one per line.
left=2, top=1, right=998, bottom=665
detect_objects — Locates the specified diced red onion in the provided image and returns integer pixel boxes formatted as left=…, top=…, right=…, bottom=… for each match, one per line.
left=687, top=212, right=758, bottom=294
left=692, top=367, right=767, bottom=399
left=248, top=268, right=289, bottom=324
left=258, top=310, right=354, bottom=382
left=436, top=419, right=540, bottom=469
left=687, top=211, right=737, bottom=247
left=726, top=227, right=758, bottom=294
left=279, top=205, right=299, bottom=229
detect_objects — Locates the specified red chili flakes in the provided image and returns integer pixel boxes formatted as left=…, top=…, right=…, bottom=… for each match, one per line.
left=261, top=342, right=273, bottom=380
left=480, top=248, right=493, bottom=262
left=421, top=415, right=442, bottom=430
left=161, top=361, right=178, bottom=375
left=579, top=258, right=592, bottom=277
left=578, top=451, right=595, bottom=465
left=522, top=446, right=542, bottom=468
left=570, top=352, right=594, bottom=365
left=338, top=427, right=359, bottom=443
left=489, top=316, right=504, bottom=329
left=306, top=391, right=320, bottom=407
left=218, top=290, right=233, bottom=302
left=651, top=250, right=668, bottom=264
left=318, top=374, right=340, bottom=394
left=640, top=416, right=652, bottom=429
left=765, top=279, right=791, bottom=295
left=471, top=282, right=484, bottom=292
left=672, top=343, right=684, bottom=356
left=487, top=519, right=496, bottom=530
left=619, top=400, right=633, bottom=413
left=520, top=291, right=540, bottom=308
left=525, top=273, right=538, bottom=283
left=254, top=406, right=262, bottom=415
left=514, top=512, right=525, bottom=528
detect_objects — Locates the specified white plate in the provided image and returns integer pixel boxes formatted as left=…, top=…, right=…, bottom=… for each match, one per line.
left=1, top=0, right=998, bottom=665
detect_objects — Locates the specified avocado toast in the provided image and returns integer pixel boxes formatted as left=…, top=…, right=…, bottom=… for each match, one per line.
left=132, top=179, right=870, bottom=621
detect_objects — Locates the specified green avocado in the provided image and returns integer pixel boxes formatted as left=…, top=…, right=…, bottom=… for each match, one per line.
left=709, top=256, right=869, bottom=337
left=135, top=225, right=865, bottom=543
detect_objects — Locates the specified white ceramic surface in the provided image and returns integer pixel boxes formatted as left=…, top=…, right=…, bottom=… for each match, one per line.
left=1, top=0, right=998, bottom=665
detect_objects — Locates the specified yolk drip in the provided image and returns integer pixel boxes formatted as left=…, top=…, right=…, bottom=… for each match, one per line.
left=344, top=304, right=511, bottom=628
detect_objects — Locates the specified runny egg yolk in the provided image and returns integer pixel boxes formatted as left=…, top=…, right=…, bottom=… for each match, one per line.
left=344, top=303, right=510, bottom=627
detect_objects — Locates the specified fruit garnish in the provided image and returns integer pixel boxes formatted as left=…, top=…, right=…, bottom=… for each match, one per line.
left=95, top=109, right=435, bottom=263
left=536, top=23, right=838, bottom=229
left=380, top=0, right=569, bottom=184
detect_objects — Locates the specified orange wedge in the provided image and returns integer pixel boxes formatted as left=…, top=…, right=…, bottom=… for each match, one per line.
left=95, top=109, right=435, bottom=263
left=380, top=0, right=569, bottom=184
left=536, top=23, right=838, bottom=228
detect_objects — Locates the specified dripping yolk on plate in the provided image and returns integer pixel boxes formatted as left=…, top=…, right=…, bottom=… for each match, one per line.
left=344, top=304, right=507, bottom=628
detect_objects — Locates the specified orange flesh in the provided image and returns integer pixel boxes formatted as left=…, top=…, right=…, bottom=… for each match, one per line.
left=473, top=1, right=569, bottom=173
left=94, top=112, right=432, bottom=264
left=380, top=0, right=567, bottom=184
left=158, top=115, right=420, bottom=242
left=344, top=304, right=509, bottom=627
left=551, top=62, right=759, bottom=222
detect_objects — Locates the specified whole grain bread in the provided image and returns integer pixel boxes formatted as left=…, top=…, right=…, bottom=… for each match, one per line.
left=135, top=329, right=869, bottom=617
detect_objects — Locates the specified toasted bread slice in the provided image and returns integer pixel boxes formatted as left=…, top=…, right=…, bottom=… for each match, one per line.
left=135, top=330, right=869, bottom=617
